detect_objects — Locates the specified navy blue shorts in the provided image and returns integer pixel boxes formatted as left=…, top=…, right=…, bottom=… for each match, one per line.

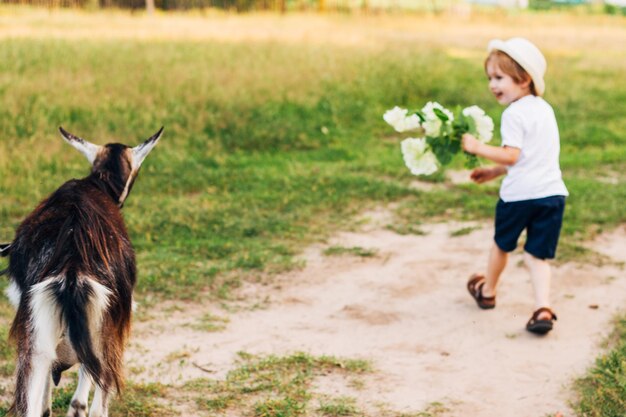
left=494, top=196, right=566, bottom=260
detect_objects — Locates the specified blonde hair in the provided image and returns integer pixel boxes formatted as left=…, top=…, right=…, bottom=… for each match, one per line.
left=485, top=50, right=537, bottom=96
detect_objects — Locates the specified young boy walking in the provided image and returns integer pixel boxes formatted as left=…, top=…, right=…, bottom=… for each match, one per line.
left=462, top=37, right=568, bottom=335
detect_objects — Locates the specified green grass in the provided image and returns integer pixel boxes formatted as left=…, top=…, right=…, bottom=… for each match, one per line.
left=317, top=397, right=360, bottom=416
left=0, top=377, right=173, bottom=417
left=184, top=352, right=371, bottom=416
left=573, top=314, right=626, bottom=417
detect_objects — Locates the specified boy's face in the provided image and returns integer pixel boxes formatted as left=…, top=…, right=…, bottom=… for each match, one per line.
left=486, top=61, right=530, bottom=105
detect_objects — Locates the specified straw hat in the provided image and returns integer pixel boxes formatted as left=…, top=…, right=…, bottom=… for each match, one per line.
left=488, top=37, right=547, bottom=96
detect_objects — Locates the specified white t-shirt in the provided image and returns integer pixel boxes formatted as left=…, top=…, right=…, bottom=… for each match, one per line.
left=499, top=95, right=568, bottom=202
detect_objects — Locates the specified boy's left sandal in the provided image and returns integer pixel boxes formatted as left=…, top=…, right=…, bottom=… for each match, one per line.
left=467, top=274, right=496, bottom=309
left=526, top=307, right=557, bottom=335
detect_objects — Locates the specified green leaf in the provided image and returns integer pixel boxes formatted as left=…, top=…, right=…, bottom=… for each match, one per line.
left=449, top=139, right=461, bottom=154
left=466, top=116, right=477, bottom=136
left=427, top=136, right=454, bottom=165
left=464, top=153, right=480, bottom=169
left=413, top=110, right=426, bottom=123
left=432, top=107, right=449, bottom=122
left=451, top=113, right=470, bottom=140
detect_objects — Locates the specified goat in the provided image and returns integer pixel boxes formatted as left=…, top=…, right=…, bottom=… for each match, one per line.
left=2, top=126, right=163, bottom=417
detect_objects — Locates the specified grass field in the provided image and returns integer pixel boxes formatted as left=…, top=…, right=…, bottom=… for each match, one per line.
left=0, top=6, right=625, bottom=416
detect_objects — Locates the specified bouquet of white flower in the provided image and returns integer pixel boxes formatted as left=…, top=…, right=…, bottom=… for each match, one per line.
left=383, top=102, right=494, bottom=176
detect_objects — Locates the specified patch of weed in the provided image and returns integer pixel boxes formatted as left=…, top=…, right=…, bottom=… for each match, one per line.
left=188, top=313, right=230, bottom=332
left=398, top=401, right=449, bottom=416
left=323, top=246, right=379, bottom=258
left=185, top=352, right=371, bottom=416
left=318, top=397, right=360, bottom=416
left=386, top=223, right=426, bottom=236
left=449, top=226, right=480, bottom=237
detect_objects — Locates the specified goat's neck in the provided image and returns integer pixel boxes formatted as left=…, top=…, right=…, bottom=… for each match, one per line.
left=87, top=171, right=128, bottom=206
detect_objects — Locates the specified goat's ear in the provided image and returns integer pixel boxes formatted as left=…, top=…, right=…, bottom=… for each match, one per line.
left=59, top=127, right=101, bottom=165
left=132, top=127, right=163, bottom=169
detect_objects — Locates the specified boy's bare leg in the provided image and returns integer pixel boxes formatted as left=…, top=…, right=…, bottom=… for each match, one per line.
left=482, top=242, right=508, bottom=298
left=524, top=251, right=553, bottom=319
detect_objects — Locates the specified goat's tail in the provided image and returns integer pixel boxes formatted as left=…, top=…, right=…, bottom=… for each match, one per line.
left=8, top=273, right=113, bottom=415
left=52, top=271, right=112, bottom=388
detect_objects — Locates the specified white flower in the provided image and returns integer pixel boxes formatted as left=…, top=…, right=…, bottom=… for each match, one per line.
left=400, top=137, right=439, bottom=176
left=462, top=105, right=494, bottom=143
left=421, top=102, right=454, bottom=137
left=422, top=118, right=441, bottom=137
left=383, top=106, right=422, bottom=133
left=402, top=113, right=421, bottom=132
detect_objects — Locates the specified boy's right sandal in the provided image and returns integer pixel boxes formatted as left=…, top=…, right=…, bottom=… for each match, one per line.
left=526, top=307, right=557, bottom=335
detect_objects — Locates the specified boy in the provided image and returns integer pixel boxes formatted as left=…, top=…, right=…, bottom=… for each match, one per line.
left=462, top=37, right=568, bottom=335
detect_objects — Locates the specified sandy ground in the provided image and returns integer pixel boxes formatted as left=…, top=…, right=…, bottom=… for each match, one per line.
left=128, top=208, right=626, bottom=417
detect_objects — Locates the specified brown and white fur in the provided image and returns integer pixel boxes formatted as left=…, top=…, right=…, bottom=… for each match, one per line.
left=2, top=127, right=163, bottom=417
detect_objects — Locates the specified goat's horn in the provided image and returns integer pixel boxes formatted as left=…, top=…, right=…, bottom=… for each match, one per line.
left=132, top=126, right=163, bottom=168
left=59, top=127, right=101, bottom=165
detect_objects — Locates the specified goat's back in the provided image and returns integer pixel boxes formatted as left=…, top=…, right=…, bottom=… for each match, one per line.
left=9, top=177, right=136, bottom=291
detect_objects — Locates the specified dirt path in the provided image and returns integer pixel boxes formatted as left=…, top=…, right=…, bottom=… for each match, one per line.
left=128, top=212, right=626, bottom=416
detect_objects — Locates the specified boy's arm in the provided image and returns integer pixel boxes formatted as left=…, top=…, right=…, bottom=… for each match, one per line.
left=462, top=133, right=521, bottom=166
left=470, top=166, right=507, bottom=183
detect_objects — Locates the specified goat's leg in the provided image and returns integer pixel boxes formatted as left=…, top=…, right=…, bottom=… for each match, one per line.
left=66, top=366, right=92, bottom=417
left=17, top=281, right=63, bottom=417
left=88, top=385, right=109, bottom=417
left=42, top=375, right=52, bottom=417
left=13, top=349, right=53, bottom=417
left=22, top=352, right=54, bottom=417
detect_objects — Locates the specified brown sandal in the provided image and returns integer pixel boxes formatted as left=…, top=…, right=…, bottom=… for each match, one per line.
left=526, top=307, right=557, bottom=335
left=467, top=274, right=495, bottom=310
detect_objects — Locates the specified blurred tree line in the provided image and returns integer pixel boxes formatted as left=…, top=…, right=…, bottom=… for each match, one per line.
left=0, top=0, right=365, bottom=12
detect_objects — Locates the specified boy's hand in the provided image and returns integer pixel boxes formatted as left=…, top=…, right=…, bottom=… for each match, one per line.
left=462, top=133, right=481, bottom=155
left=470, top=167, right=502, bottom=183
